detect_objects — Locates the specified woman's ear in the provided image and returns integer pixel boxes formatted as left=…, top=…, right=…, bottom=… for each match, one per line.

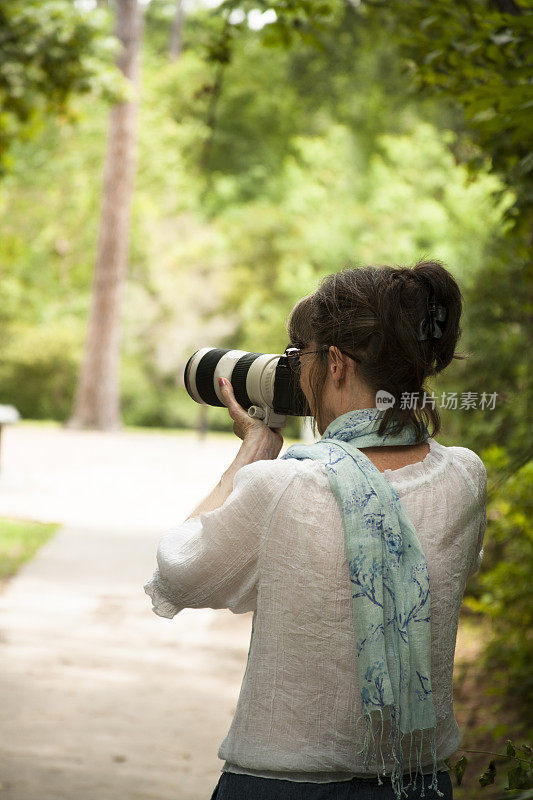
left=328, top=346, right=345, bottom=382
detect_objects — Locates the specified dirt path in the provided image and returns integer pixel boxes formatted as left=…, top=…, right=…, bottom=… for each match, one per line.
left=0, top=424, right=252, bottom=800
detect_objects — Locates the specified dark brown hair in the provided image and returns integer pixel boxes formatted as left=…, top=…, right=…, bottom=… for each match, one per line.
left=287, top=259, right=467, bottom=441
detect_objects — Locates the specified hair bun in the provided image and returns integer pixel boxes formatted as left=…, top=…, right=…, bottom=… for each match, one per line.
left=409, top=260, right=463, bottom=373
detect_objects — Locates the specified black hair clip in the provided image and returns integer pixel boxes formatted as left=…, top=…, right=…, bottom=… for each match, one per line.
left=418, top=293, right=447, bottom=341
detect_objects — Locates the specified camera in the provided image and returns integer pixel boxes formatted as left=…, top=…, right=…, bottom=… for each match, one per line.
left=184, top=347, right=307, bottom=428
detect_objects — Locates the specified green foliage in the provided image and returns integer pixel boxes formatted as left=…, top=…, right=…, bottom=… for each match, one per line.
left=164, top=5, right=451, bottom=206
left=0, top=0, right=127, bottom=174
left=0, top=8, right=511, bottom=428
left=446, top=740, right=533, bottom=793
left=434, top=231, right=532, bottom=469
left=153, top=42, right=303, bottom=202
left=479, top=759, right=497, bottom=787
left=465, top=450, right=533, bottom=717
left=217, top=120, right=510, bottom=356
left=0, top=517, right=60, bottom=581
left=0, top=321, right=82, bottom=420
left=359, top=0, right=532, bottom=239
left=213, top=0, right=346, bottom=53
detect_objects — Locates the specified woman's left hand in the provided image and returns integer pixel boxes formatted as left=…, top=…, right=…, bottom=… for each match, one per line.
left=218, top=377, right=284, bottom=460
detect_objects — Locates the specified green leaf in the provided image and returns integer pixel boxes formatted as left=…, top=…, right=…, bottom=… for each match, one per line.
left=507, top=740, right=517, bottom=758
left=447, top=755, right=468, bottom=786
left=479, top=759, right=497, bottom=786
left=507, top=764, right=533, bottom=791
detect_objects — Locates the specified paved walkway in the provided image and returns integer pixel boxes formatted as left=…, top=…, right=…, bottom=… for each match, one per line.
left=0, top=424, right=253, bottom=800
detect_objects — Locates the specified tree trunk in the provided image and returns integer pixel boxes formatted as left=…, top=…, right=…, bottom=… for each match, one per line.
left=67, top=0, right=142, bottom=431
left=169, top=0, right=184, bottom=60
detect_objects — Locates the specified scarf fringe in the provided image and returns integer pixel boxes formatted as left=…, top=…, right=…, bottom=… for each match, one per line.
left=356, top=710, right=445, bottom=800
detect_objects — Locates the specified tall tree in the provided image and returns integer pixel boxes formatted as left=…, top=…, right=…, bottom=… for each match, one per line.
left=68, top=0, right=143, bottom=430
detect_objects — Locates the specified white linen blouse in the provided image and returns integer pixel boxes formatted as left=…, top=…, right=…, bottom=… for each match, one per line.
left=144, top=436, right=487, bottom=783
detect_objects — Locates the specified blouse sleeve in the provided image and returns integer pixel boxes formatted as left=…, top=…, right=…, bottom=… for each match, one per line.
left=143, top=459, right=294, bottom=619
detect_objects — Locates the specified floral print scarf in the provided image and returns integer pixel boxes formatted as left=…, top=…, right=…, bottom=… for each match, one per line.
left=281, top=408, right=442, bottom=799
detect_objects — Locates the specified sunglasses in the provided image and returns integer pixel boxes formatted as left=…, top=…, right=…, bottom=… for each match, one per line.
left=283, top=345, right=360, bottom=373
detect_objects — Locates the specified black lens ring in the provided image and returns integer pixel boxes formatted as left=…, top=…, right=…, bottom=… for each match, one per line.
left=231, top=352, right=262, bottom=409
left=195, top=348, right=228, bottom=407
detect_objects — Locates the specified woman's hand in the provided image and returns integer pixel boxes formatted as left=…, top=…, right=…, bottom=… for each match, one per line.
left=218, top=377, right=283, bottom=460
left=186, top=378, right=284, bottom=519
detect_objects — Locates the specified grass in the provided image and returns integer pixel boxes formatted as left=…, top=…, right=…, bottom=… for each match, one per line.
left=0, top=517, right=60, bottom=586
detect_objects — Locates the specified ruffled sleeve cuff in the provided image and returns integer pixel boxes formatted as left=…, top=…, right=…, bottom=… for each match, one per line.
left=144, top=567, right=186, bottom=619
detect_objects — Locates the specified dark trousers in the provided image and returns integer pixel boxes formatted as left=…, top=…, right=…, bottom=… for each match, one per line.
left=210, top=770, right=453, bottom=799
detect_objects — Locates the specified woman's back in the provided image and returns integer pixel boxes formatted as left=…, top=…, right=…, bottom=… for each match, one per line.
left=211, top=438, right=487, bottom=781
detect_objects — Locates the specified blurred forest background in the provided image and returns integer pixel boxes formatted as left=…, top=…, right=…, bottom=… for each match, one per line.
left=0, top=0, right=531, bottom=796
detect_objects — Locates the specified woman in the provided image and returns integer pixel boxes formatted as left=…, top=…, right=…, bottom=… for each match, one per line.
left=144, top=260, right=487, bottom=800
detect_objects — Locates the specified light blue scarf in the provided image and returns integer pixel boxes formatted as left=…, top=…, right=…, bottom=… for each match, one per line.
left=281, top=408, right=442, bottom=799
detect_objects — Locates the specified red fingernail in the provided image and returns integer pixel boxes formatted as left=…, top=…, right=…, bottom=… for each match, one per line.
left=218, top=377, right=226, bottom=387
